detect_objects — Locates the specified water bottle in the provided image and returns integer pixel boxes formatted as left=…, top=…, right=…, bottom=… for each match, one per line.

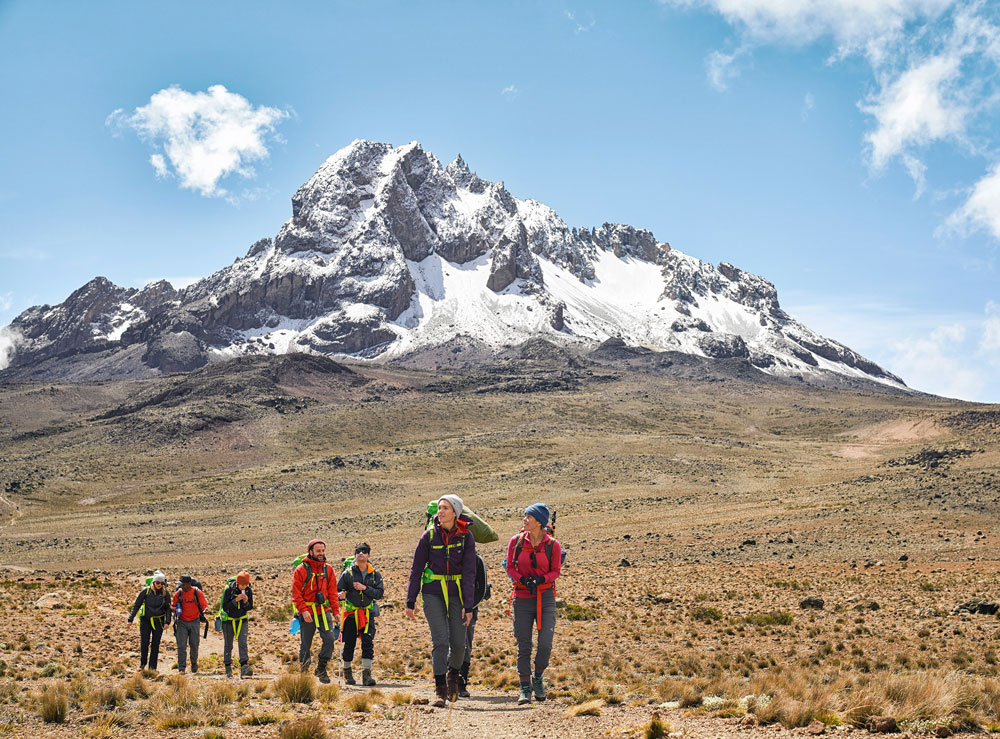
left=289, top=614, right=300, bottom=635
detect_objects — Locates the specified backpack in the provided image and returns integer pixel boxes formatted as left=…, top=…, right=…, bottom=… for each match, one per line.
left=503, top=510, right=567, bottom=580
left=217, top=576, right=237, bottom=621
left=424, top=500, right=498, bottom=543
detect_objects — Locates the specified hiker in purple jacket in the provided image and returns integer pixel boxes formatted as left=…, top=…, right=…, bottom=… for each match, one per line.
left=405, top=494, right=477, bottom=707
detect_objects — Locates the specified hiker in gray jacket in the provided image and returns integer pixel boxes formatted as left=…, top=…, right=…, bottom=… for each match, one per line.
left=221, top=571, right=254, bottom=678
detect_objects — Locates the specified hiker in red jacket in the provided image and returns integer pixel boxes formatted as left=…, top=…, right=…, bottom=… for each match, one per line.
left=292, top=539, right=340, bottom=684
left=171, top=574, right=208, bottom=674
left=506, top=503, right=561, bottom=705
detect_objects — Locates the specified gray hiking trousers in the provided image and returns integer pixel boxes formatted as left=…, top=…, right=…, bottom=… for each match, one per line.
left=298, top=614, right=335, bottom=666
left=513, top=589, right=556, bottom=676
left=222, top=618, right=249, bottom=667
left=175, top=618, right=200, bottom=671
left=422, top=593, right=466, bottom=674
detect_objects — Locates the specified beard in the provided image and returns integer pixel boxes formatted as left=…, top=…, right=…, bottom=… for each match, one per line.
left=313, top=553, right=326, bottom=562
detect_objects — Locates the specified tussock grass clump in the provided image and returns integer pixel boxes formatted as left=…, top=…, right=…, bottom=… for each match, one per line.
left=157, top=673, right=199, bottom=710
left=564, top=603, right=599, bottom=621
left=690, top=606, right=722, bottom=623
left=744, top=611, right=794, bottom=627
left=85, top=684, right=124, bottom=710
left=565, top=699, right=603, bottom=717
left=240, top=712, right=281, bottom=725
left=203, top=731, right=226, bottom=739
left=38, top=684, right=68, bottom=724
left=644, top=712, right=669, bottom=739
left=391, top=691, right=413, bottom=705
left=279, top=716, right=328, bottom=739
left=344, top=692, right=374, bottom=712
left=317, top=683, right=340, bottom=704
left=154, top=713, right=200, bottom=729
left=122, top=673, right=152, bottom=699
left=273, top=673, right=315, bottom=704
left=205, top=681, right=237, bottom=707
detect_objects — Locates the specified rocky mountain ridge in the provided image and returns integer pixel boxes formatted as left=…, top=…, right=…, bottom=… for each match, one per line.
left=0, top=139, right=904, bottom=389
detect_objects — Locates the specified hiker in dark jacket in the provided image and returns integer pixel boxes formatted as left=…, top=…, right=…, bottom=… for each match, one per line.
left=506, top=503, right=562, bottom=705
left=406, top=494, right=476, bottom=707
left=171, top=574, right=208, bottom=673
left=127, top=571, right=171, bottom=671
left=337, top=542, right=384, bottom=686
left=221, top=571, right=254, bottom=678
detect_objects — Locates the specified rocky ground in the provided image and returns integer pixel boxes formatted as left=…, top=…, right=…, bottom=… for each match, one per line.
left=1, top=354, right=999, bottom=737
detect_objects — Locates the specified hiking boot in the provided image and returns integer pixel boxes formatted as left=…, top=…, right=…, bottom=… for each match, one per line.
left=191, top=661, right=198, bottom=674
left=446, top=670, right=460, bottom=702
left=432, top=683, right=448, bottom=708
left=315, top=660, right=330, bottom=684
left=532, top=675, right=546, bottom=701
left=343, top=666, right=356, bottom=685
left=240, top=662, right=253, bottom=678
left=225, top=664, right=233, bottom=678
left=518, top=682, right=532, bottom=705
left=459, top=662, right=471, bottom=697
left=362, top=668, right=376, bottom=686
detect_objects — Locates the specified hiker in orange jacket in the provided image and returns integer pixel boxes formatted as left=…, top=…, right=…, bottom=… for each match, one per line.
left=292, top=539, right=340, bottom=684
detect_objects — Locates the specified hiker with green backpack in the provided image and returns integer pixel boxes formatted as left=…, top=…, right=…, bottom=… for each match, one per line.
left=405, top=494, right=477, bottom=707
left=219, top=571, right=254, bottom=678
left=337, top=542, right=384, bottom=686
left=292, top=539, right=341, bottom=683
left=127, top=570, right=171, bottom=671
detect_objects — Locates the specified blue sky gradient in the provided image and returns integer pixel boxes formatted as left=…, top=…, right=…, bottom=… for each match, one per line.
left=1, top=1, right=998, bottom=400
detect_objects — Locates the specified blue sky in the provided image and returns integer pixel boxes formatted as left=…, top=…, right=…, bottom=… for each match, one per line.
left=1, top=1, right=998, bottom=401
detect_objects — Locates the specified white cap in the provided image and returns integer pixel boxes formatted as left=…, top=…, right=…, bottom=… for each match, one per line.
left=152, top=571, right=166, bottom=583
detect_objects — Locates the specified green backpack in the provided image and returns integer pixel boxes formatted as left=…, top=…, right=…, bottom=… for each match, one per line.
left=425, top=500, right=498, bottom=543
left=217, top=576, right=237, bottom=622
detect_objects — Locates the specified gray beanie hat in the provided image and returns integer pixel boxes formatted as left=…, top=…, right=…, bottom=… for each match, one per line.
left=152, top=571, right=166, bottom=583
left=437, top=494, right=464, bottom=519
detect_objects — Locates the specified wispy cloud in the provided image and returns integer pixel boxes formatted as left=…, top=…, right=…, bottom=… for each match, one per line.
left=564, top=9, right=596, bottom=34
left=107, top=84, right=290, bottom=201
left=0, top=325, right=22, bottom=372
left=0, top=293, right=12, bottom=313
left=662, top=1, right=1000, bottom=226
left=801, top=91, right=816, bottom=120
left=0, top=247, right=49, bottom=261
left=501, top=84, right=519, bottom=99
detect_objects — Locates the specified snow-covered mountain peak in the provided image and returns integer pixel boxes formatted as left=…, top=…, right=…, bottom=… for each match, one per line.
left=1, top=140, right=905, bottom=389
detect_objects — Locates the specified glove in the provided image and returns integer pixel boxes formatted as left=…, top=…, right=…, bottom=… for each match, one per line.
left=519, top=575, right=537, bottom=592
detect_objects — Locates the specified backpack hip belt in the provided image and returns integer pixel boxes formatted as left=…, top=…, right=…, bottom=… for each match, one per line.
left=512, top=581, right=554, bottom=631
left=342, top=603, right=373, bottom=633
left=421, top=568, right=463, bottom=616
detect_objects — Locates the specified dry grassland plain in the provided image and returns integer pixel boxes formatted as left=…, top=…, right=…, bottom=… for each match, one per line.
left=1, top=354, right=999, bottom=738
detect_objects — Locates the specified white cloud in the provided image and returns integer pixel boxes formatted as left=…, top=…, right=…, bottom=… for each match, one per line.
left=108, top=84, right=289, bottom=199
left=801, top=91, right=816, bottom=120
left=564, top=9, right=596, bottom=34
left=946, top=160, right=1000, bottom=240
left=902, top=153, right=928, bottom=199
left=501, top=84, right=519, bottom=98
left=707, top=47, right=746, bottom=91
left=0, top=325, right=22, bottom=371
left=861, top=53, right=968, bottom=171
left=886, top=323, right=988, bottom=400
left=981, top=299, right=1000, bottom=352
left=0, top=293, right=11, bottom=312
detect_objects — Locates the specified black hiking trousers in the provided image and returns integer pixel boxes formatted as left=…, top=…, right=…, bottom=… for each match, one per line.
left=139, top=618, right=165, bottom=670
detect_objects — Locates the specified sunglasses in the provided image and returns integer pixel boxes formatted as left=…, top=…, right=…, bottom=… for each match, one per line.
left=355, top=548, right=370, bottom=555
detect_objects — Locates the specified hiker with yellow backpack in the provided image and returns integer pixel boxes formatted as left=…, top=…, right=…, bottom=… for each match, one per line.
left=127, top=571, right=171, bottom=671
left=405, top=494, right=477, bottom=707
left=506, top=503, right=562, bottom=705
left=337, top=542, right=384, bottom=686
left=219, top=571, right=254, bottom=678
left=292, top=539, right=340, bottom=684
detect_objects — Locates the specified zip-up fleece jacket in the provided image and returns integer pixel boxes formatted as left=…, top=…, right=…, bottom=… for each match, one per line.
left=222, top=582, right=254, bottom=619
left=129, top=585, right=172, bottom=622
left=406, top=514, right=476, bottom=611
left=292, top=557, right=340, bottom=619
left=171, top=587, right=208, bottom=622
left=506, top=532, right=562, bottom=599
left=338, top=562, right=384, bottom=611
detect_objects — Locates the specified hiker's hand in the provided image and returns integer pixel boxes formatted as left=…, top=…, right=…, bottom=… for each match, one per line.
left=405, top=607, right=416, bottom=620
left=352, top=582, right=365, bottom=591
left=462, top=609, right=473, bottom=626
left=302, top=611, right=313, bottom=624
left=127, top=618, right=133, bottom=624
